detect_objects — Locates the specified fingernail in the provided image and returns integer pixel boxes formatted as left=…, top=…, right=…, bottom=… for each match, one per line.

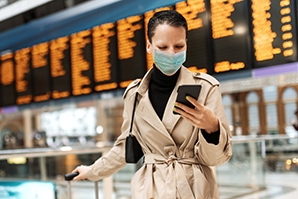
left=186, top=96, right=190, bottom=100
left=175, top=102, right=179, bottom=107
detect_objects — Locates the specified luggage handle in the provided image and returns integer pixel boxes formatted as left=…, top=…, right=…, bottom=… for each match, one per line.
left=64, top=172, right=99, bottom=199
left=65, top=172, right=79, bottom=181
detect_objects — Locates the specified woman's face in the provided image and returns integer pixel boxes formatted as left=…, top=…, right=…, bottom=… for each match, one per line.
left=146, top=23, right=187, bottom=63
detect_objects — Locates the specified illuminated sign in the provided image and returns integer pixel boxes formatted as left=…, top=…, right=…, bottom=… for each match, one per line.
left=251, top=0, right=297, bottom=67
left=32, top=42, right=51, bottom=102
left=50, top=36, right=72, bottom=99
left=15, top=47, right=32, bottom=105
left=0, top=53, right=15, bottom=106
left=70, top=29, right=93, bottom=96
left=117, top=15, right=147, bottom=88
left=92, top=22, right=118, bottom=92
left=210, top=0, right=251, bottom=73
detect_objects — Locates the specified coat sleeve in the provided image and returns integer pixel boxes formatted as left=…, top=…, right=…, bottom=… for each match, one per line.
left=194, top=84, right=232, bottom=167
left=84, top=86, right=137, bottom=181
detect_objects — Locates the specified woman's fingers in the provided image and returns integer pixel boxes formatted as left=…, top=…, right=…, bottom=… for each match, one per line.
left=72, top=165, right=88, bottom=181
left=174, top=96, right=219, bottom=132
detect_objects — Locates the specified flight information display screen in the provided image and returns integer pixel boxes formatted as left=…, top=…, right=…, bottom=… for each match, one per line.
left=0, top=0, right=297, bottom=108
left=250, top=0, right=297, bottom=68
left=0, top=52, right=16, bottom=106
left=15, top=47, right=33, bottom=105
left=50, top=36, right=72, bottom=100
left=32, top=41, right=51, bottom=102
left=70, top=29, right=94, bottom=96
left=117, top=15, right=147, bottom=88
left=209, top=0, right=252, bottom=73
left=92, top=22, right=119, bottom=92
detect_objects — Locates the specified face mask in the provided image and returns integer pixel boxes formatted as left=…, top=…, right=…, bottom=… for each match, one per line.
left=154, top=49, right=186, bottom=75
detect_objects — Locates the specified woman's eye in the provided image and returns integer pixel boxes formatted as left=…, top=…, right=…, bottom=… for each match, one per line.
left=158, top=46, right=167, bottom=50
left=175, top=46, right=184, bottom=49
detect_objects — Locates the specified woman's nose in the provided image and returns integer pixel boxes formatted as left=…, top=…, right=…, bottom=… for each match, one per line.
left=167, top=47, right=176, bottom=54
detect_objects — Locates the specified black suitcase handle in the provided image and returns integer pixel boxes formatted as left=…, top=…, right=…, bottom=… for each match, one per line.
left=65, top=172, right=79, bottom=181
left=64, top=171, right=99, bottom=199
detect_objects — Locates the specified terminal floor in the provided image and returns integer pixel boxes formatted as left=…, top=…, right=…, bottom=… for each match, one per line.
left=219, top=172, right=298, bottom=199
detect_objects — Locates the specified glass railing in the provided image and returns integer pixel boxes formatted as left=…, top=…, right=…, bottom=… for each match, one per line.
left=0, top=135, right=298, bottom=199
left=217, top=134, right=298, bottom=199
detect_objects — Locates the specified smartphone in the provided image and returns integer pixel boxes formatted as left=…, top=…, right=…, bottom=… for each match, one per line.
left=174, top=85, right=202, bottom=114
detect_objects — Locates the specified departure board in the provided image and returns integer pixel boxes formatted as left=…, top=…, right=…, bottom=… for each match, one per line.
left=251, top=0, right=297, bottom=68
left=32, top=41, right=51, bottom=102
left=117, top=15, right=147, bottom=88
left=50, top=36, right=71, bottom=99
left=176, top=0, right=210, bottom=73
left=1, top=0, right=298, bottom=109
left=209, top=0, right=251, bottom=74
left=15, top=47, right=33, bottom=105
left=92, top=22, right=118, bottom=92
left=70, top=29, right=94, bottom=96
left=144, top=6, right=172, bottom=71
left=0, top=53, right=16, bottom=106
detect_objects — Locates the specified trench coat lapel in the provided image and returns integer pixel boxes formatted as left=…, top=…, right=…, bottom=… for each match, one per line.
left=135, top=69, right=175, bottom=141
left=136, top=91, right=174, bottom=141
left=162, top=66, right=197, bottom=133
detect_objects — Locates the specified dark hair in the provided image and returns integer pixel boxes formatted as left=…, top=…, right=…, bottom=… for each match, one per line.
left=147, top=10, right=188, bottom=42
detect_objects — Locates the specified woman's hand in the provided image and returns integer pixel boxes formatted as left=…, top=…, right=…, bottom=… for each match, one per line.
left=173, top=96, right=219, bottom=133
left=71, top=165, right=89, bottom=181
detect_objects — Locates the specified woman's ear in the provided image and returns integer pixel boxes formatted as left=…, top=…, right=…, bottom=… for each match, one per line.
left=146, top=40, right=152, bottom=54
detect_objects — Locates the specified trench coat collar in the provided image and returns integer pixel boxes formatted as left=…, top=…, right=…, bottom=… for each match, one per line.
left=134, top=66, right=197, bottom=141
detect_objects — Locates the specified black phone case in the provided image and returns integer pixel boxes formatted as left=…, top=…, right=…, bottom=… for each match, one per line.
left=174, top=85, right=202, bottom=114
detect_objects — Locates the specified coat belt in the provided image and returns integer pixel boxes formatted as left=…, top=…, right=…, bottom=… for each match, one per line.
left=144, top=153, right=201, bottom=199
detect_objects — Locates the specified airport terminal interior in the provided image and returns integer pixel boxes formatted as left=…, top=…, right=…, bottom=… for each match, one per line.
left=0, top=0, right=298, bottom=198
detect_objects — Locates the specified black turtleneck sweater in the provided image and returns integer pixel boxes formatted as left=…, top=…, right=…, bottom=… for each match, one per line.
left=148, top=65, right=220, bottom=145
left=149, top=65, right=180, bottom=120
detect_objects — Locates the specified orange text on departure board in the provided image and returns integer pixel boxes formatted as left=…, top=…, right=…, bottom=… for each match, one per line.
left=251, top=0, right=281, bottom=61
left=0, top=53, right=14, bottom=86
left=15, top=48, right=30, bottom=93
left=32, top=41, right=51, bottom=102
left=32, top=42, right=48, bottom=68
left=93, top=23, right=114, bottom=82
left=50, top=36, right=68, bottom=77
left=15, top=47, right=32, bottom=104
left=93, top=22, right=117, bottom=92
left=117, top=15, right=142, bottom=60
left=210, top=0, right=243, bottom=39
left=71, top=29, right=92, bottom=96
left=214, top=61, right=245, bottom=73
left=280, top=0, right=294, bottom=57
left=50, top=36, right=70, bottom=99
left=188, top=66, right=207, bottom=74
left=175, top=0, right=206, bottom=31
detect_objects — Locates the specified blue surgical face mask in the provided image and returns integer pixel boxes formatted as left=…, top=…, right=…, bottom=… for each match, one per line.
left=154, top=49, right=186, bottom=75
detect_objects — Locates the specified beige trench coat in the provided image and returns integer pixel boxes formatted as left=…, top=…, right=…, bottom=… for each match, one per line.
left=85, top=66, right=232, bottom=199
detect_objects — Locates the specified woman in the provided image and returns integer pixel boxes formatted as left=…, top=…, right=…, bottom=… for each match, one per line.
left=72, top=10, right=232, bottom=199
